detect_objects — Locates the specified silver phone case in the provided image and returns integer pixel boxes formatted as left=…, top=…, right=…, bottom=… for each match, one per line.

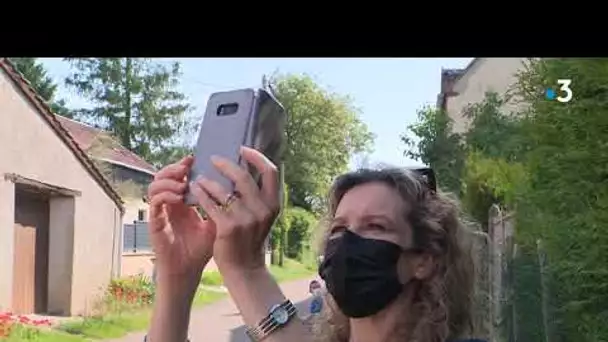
left=185, top=88, right=286, bottom=206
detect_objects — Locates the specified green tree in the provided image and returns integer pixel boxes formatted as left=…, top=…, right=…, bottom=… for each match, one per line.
left=285, top=207, right=317, bottom=261
left=512, top=58, right=608, bottom=341
left=64, top=58, right=195, bottom=166
left=457, top=92, right=528, bottom=227
left=269, top=74, right=374, bottom=211
left=460, top=151, right=527, bottom=228
left=10, top=58, right=72, bottom=117
left=401, top=106, right=464, bottom=194
left=462, top=92, right=526, bottom=162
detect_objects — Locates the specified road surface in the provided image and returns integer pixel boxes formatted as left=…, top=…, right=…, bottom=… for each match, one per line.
left=105, top=276, right=318, bottom=342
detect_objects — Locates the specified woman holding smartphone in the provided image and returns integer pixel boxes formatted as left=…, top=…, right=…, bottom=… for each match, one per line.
left=145, top=146, right=484, bottom=342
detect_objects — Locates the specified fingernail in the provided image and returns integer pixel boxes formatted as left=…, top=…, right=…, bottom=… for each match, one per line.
left=210, top=155, right=221, bottom=163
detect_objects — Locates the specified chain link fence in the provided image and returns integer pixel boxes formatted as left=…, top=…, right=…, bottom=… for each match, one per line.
left=475, top=205, right=558, bottom=342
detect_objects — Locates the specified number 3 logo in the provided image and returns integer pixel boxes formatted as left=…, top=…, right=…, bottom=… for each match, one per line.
left=557, top=79, right=573, bottom=103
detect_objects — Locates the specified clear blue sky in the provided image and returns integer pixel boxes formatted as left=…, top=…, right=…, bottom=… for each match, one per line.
left=40, top=58, right=473, bottom=168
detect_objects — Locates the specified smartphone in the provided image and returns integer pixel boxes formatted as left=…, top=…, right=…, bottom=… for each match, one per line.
left=185, top=88, right=286, bottom=206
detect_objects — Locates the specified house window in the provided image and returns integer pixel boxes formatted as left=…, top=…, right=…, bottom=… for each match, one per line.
left=138, top=209, right=146, bottom=222
left=123, top=221, right=152, bottom=253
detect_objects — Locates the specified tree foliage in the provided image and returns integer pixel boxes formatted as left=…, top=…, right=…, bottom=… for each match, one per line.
left=285, top=207, right=317, bottom=261
left=64, top=58, right=195, bottom=167
left=404, top=59, right=608, bottom=340
left=402, top=92, right=527, bottom=226
left=457, top=92, right=528, bottom=226
left=462, top=92, right=526, bottom=162
left=401, top=106, right=464, bottom=194
left=512, top=58, right=608, bottom=341
left=10, top=58, right=72, bottom=117
left=269, top=74, right=374, bottom=211
left=461, top=151, right=527, bottom=228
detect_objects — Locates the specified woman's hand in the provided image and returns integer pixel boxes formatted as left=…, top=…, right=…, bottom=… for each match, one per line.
left=189, top=146, right=280, bottom=273
left=188, top=148, right=313, bottom=342
left=147, top=156, right=216, bottom=281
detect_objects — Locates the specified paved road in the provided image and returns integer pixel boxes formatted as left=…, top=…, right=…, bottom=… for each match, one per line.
left=105, top=276, right=318, bottom=342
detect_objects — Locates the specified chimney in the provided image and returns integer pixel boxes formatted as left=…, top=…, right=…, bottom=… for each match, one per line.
left=437, top=68, right=464, bottom=111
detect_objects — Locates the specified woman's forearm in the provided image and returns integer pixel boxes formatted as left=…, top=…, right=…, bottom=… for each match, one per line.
left=221, top=267, right=313, bottom=342
left=148, top=272, right=200, bottom=342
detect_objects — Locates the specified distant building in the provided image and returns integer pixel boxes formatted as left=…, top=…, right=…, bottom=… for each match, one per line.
left=438, top=58, right=527, bottom=134
left=53, top=116, right=160, bottom=279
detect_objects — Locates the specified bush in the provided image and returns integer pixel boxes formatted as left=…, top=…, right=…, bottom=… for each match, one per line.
left=285, top=207, right=317, bottom=261
left=461, top=151, right=527, bottom=229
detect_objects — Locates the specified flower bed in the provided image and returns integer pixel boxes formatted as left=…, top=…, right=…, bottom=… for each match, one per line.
left=105, top=274, right=155, bottom=310
left=0, top=312, right=52, bottom=338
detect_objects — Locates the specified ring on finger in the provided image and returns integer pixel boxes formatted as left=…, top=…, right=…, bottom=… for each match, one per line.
left=219, top=192, right=238, bottom=211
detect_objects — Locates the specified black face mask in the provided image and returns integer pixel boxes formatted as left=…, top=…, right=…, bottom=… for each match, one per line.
left=318, top=229, right=403, bottom=318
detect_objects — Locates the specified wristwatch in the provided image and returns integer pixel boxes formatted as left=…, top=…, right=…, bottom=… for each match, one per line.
left=245, top=299, right=297, bottom=341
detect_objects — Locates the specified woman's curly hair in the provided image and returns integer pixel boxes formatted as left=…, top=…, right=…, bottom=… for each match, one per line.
left=309, top=167, right=475, bottom=342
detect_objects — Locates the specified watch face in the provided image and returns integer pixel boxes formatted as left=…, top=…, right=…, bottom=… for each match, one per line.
left=271, top=306, right=289, bottom=325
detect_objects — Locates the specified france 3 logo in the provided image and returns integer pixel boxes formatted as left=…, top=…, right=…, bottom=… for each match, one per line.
left=545, top=79, right=573, bottom=103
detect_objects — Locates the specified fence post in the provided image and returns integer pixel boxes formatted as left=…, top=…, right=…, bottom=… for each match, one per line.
left=489, top=205, right=500, bottom=334
left=471, top=229, right=492, bottom=340
left=511, top=243, right=518, bottom=342
left=537, top=239, right=551, bottom=342
left=132, top=220, right=138, bottom=253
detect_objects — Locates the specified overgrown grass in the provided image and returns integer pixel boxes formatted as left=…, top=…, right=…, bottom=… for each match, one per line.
left=269, top=258, right=316, bottom=283
left=4, top=325, right=86, bottom=342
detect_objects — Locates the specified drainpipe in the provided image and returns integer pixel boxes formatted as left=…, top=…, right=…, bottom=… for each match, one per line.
left=110, top=208, right=121, bottom=279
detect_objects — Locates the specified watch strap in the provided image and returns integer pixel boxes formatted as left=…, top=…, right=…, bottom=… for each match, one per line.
left=143, top=336, right=189, bottom=342
left=246, top=300, right=297, bottom=341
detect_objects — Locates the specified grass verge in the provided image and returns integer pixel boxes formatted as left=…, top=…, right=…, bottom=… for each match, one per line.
left=4, top=325, right=87, bottom=342
left=13, top=259, right=314, bottom=341
left=269, top=258, right=316, bottom=283
left=200, top=258, right=316, bottom=287
left=58, top=311, right=149, bottom=340
left=30, top=289, right=225, bottom=341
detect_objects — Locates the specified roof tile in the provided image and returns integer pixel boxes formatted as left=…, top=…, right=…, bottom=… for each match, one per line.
left=54, top=116, right=157, bottom=174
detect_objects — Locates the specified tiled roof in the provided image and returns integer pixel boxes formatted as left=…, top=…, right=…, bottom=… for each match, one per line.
left=0, top=57, right=124, bottom=213
left=54, top=116, right=157, bottom=175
